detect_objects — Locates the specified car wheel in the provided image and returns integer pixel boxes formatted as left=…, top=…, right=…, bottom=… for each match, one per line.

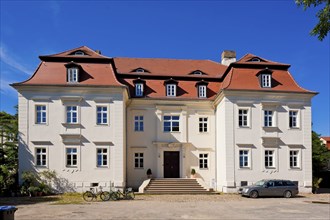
left=249, top=190, right=258, bottom=198
left=284, top=190, right=292, bottom=198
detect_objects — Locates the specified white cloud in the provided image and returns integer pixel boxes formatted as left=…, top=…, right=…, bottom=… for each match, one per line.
left=0, top=79, right=16, bottom=97
left=0, top=46, right=33, bottom=75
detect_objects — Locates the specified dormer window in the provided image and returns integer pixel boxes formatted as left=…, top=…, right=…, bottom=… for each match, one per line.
left=193, top=71, right=202, bottom=75
left=257, top=69, right=273, bottom=88
left=65, top=62, right=81, bottom=83
left=251, top=57, right=261, bottom=62
left=166, top=84, right=176, bottom=96
left=261, top=74, right=271, bottom=88
left=136, top=68, right=145, bottom=73
left=133, top=78, right=146, bottom=97
left=164, top=79, right=178, bottom=97
left=135, top=83, right=143, bottom=97
left=68, top=68, right=78, bottom=83
left=198, top=85, right=207, bottom=98
left=74, top=51, right=85, bottom=56
left=196, top=80, right=209, bottom=98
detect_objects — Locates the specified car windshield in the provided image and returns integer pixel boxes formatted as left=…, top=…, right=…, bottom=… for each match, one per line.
left=254, top=180, right=265, bottom=186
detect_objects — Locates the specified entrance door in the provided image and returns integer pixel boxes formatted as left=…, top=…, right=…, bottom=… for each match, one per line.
left=164, top=151, right=180, bottom=178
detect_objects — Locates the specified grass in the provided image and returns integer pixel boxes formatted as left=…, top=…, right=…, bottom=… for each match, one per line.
left=51, top=193, right=85, bottom=205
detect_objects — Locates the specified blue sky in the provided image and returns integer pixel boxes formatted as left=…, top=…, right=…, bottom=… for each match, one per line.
left=0, top=1, right=329, bottom=136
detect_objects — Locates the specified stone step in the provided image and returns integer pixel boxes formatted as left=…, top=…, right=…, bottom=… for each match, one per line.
left=144, top=178, right=213, bottom=194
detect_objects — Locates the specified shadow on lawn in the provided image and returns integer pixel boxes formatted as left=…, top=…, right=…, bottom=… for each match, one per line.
left=0, top=196, right=60, bottom=206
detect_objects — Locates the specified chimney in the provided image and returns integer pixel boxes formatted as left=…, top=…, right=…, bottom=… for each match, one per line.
left=95, top=50, right=102, bottom=54
left=221, top=50, right=236, bottom=66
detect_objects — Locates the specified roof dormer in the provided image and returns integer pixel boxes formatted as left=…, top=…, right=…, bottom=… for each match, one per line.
left=195, top=80, right=209, bottom=98
left=189, top=70, right=207, bottom=75
left=133, top=78, right=146, bottom=97
left=257, top=68, right=273, bottom=88
left=131, top=68, right=150, bottom=73
left=164, top=78, right=178, bottom=97
left=65, top=62, right=81, bottom=83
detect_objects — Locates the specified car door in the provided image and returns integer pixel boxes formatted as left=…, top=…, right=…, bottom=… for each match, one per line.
left=274, top=181, right=285, bottom=196
left=262, top=180, right=275, bottom=196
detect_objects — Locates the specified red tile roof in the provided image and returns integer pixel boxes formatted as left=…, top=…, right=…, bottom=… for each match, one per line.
left=39, top=46, right=109, bottom=60
left=114, top=57, right=227, bottom=78
left=13, top=62, right=123, bottom=87
left=12, top=46, right=317, bottom=100
left=221, top=67, right=315, bottom=93
left=121, top=78, right=221, bottom=100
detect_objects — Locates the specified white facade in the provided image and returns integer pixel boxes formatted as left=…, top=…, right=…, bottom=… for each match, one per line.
left=17, top=86, right=128, bottom=191
left=13, top=47, right=315, bottom=193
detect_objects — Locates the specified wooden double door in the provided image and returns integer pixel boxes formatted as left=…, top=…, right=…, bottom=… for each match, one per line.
left=163, top=151, right=180, bottom=178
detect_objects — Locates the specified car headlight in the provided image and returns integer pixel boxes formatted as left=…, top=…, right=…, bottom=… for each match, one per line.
left=243, top=188, right=249, bottom=193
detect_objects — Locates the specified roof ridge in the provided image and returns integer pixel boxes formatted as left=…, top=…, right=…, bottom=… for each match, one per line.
left=114, top=57, right=220, bottom=62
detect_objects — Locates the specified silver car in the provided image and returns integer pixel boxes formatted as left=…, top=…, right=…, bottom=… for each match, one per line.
left=238, top=179, right=299, bottom=198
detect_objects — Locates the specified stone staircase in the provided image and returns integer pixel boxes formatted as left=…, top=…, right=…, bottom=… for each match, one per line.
left=144, top=178, right=213, bottom=194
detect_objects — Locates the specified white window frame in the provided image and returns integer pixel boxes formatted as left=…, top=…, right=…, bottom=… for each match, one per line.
left=66, top=147, right=78, bottom=167
left=68, top=68, right=79, bottom=83
left=289, top=150, right=300, bottom=169
left=264, top=110, right=274, bottom=127
left=239, top=149, right=250, bottom=168
left=134, top=115, right=144, bottom=132
left=261, top=74, right=271, bottom=88
left=66, top=106, right=78, bottom=124
left=199, top=117, right=208, bottom=133
left=166, top=84, right=176, bottom=97
left=238, top=109, right=249, bottom=127
left=199, top=153, right=208, bottom=169
left=264, top=150, right=275, bottom=168
left=289, top=110, right=299, bottom=128
left=135, top=83, right=144, bottom=97
left=134, top=152, right=144, bottom=169
left=35, top=147, right=47, bottom=167
left=198, top=85, right=207, bottom=98
left=163, top=115, right=180, bottom=132
left=96, top=106, right=108, bottom=125
left=35, top=105, right=47, bottom=124
left=96, top=148, right=108, bottom=168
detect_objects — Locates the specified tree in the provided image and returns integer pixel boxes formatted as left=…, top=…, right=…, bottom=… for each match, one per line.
left=312, top=131, right=330, bottom=174
left=0, top=110, right=18, bottom=195
left=296, top=0, right=330, bottom=41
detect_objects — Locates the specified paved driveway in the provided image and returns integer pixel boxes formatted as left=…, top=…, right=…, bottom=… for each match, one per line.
left=12, top=194, right=330, bottom=219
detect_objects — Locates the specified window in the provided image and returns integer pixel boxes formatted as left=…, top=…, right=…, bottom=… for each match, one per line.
left=163, top=115, right=180, bottom=132
left=264, top=110, right=273, bottom=127
left=193, top=70, right=203, bottom=75
left=166, top=84, right=176, bottom=97
left=199, top=117, right=208, bottom=132
left=199, top=153, right=208, bottom=169
left=68, top=68, right=78, bottom=83
left=290, top=150, right=299, bottom=168
left=239, top=150, right=249, bottom=168
left=36, top=105, right=47, bottom=124
left=135, top=83, right=144, bottom=97
left=74, top=51, right=85, bottom=56
left=134, top=116, right=144, bottom=131
left=97, top=148, right=108, bottom=167
left=134, top=153, right=144, bottom=168
left=198, top=85, right=207, bottom=98
left=289, top=110, right=298, bottom=128
left=265, top=150, right=274, bottom=168
left=66, top=148, right=77, bottom=167
left=261, top=74, right=271, bottom=88
left=35, top=148, right=47, bottom=166
left=66, top=106, right=78, bottom=123
left=96, top=106, right=108, bottom=125
left=238, top=109, right=249, bottom=127
left=135, top=68, right=145, bottom=73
